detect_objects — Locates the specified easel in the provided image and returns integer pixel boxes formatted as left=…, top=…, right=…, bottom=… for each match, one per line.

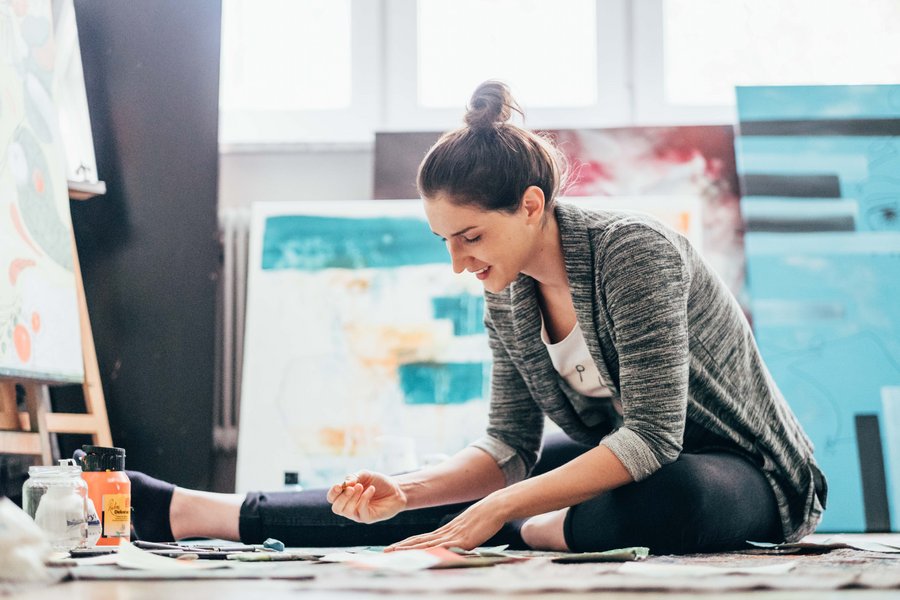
left=0, top=230, right=112, bottom=465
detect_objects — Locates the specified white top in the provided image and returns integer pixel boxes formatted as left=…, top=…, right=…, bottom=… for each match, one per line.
left=541, top=320, right=623, bottom=416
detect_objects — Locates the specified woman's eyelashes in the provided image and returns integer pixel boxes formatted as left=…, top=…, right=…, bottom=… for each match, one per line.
left=439, top=233, right=482, bottom=245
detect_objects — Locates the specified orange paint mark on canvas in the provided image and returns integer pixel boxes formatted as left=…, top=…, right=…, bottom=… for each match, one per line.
left=32, top=312, right=41, bottom=333
left=32, top=169, right=45, bottom=194
left=678, top=212, right=691, bottom=235
left=9, top=258, right=36, bottom=284
left=318, top=427, right=346, bottom=453
left=14, top=325, right=31, bottom=363
left=345, top=324, right=437, bottom=371
left=345, top=277, right=371, bottom=293
left=318, top=425, right=375, bottom=455
left=9, top=205, right=42, bottom=256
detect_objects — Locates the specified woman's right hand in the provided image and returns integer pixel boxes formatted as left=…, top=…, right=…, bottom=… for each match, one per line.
left=326, top=470, right=408, bottom=524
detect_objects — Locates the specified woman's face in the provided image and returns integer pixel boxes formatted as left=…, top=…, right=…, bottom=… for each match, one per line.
left=424, top=191, right=543, bottom=293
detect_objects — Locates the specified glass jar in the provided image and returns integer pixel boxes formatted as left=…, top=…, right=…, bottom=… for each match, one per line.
left=22, top=459, right=88, bottom=551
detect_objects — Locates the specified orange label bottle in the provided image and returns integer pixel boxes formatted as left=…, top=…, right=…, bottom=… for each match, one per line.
left=80, top=445, right=131, bottom=546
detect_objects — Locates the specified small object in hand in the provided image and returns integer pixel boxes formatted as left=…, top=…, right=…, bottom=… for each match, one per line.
left=263, top=538, right=285, bottom=552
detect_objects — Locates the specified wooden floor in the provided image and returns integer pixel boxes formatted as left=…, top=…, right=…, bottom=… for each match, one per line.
left=17, top=582, right=900, bottom=600
left=9, top=534, right=900, bottom=600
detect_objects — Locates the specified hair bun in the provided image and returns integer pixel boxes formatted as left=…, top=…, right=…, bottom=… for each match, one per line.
left=464, top=80, right=521, bottom=131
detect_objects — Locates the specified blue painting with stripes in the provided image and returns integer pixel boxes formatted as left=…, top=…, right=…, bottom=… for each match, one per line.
left=736, top=85, right=900, bottom=532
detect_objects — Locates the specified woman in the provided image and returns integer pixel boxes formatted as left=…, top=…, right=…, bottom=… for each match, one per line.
left=128, top=81, right=826, bottom=554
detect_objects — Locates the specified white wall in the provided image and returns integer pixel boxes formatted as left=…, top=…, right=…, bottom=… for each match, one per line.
left=218, top=147, right=373, bottom=210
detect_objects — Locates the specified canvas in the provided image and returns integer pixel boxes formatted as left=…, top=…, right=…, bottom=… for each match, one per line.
left=236, top=197, right=700, bottom=492
left=0, top=0, right=83, bottom=383
left=736, top=85, right=900, bottom=532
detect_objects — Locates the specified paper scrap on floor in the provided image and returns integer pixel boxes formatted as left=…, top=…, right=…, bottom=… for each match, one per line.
left=115, top=541, right=228, bottom=570
left=618, top=560, right=797, bottom=577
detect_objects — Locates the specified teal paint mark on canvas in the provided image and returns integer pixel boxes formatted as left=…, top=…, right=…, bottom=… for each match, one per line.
left=262, top=215, right=447, bottom=270
left=432, top=295, right=485, bottom=336
left=398, top=362, right=485, bottom=405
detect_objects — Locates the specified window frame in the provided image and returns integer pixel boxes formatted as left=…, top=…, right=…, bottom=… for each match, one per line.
left=221, top=0, right=876, bottom=148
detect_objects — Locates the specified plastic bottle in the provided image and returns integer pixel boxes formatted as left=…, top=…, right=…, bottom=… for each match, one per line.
left=80, top=445, right=131, bottom=546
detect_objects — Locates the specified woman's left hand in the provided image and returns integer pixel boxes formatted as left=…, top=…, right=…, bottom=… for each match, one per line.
left=385, top=496, right=507, bottom=552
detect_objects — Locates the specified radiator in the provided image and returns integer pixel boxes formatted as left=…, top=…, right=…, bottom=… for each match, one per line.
left=214, top=208, right=251, bottom=451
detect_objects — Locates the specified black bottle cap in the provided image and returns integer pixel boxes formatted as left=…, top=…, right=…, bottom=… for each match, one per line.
left=81, top=445, right=126, bottom=471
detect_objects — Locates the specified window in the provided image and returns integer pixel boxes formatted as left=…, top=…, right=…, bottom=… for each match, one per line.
left=417, top=0, right=598, bottom=108
left=221, top=0, right=351, bottom=111
left=633, top=0, right=900, bottom=124
left=384, top=0, right=629, bottom=132
left=219, top=0, right=378, bottom=146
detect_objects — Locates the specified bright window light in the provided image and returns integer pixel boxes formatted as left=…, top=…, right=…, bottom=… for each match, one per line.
left=417, top=0, right=598, bottom=109
left=220, top=0, right=351, bottom=111
left=664, top=0, right=900, bottom=106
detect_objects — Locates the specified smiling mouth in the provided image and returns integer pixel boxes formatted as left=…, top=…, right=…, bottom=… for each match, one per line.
left=470, top=266, right=491, bottom=280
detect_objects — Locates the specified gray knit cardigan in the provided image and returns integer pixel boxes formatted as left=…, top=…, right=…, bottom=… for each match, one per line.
left=470, top=201, right=826, bottom=542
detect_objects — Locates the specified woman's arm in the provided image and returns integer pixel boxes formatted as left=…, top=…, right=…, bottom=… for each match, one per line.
left=597, top=223, right=692, bottom=480
left=328, top=446, right=506, bottom=523
left=490, top=444, right=632, bottom=520
left=397, top=446, right=506, bottom=509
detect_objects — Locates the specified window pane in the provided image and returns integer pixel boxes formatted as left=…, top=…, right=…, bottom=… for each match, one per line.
left=220, top=0, right=351, bottom=111
left=664, top=0, right=900, bottom=106
left=417, top=0, right=597, bottom=108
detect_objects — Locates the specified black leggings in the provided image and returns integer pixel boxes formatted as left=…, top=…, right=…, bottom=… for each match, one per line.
left=239, top=433, right=783, bottom=554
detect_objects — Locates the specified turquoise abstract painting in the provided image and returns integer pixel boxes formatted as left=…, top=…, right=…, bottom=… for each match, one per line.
left=736, top=85, right=900, bottom=532
left=236, top=201, right=491, bottom=491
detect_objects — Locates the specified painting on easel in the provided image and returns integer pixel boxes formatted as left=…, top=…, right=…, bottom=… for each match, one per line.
left=0, top=0, right=84, bottom=383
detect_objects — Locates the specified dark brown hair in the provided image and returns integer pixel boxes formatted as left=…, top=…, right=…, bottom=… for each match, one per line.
left=416, top=80, right=569, bottom=213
